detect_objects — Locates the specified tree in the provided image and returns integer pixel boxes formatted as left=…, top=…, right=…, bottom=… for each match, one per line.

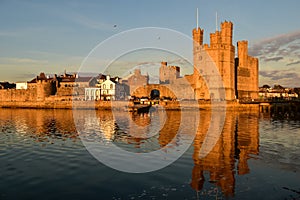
left=262, top=84, right=271, bottom=88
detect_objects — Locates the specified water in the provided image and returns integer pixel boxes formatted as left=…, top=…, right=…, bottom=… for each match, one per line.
left=0, top=108, right=299, bottom=199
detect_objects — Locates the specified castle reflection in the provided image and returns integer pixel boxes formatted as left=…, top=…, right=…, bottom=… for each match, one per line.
left=94, top=109, right=259, bottom=197
left=0, top=108, right=260, bottom=197
left=191, top=110, right=259, bottom=197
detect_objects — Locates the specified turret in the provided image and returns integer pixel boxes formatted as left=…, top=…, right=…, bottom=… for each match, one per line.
left=221, top=21, right=233, bottom=45
left=193, top=27, right=204, bottom=47
left=237, top=41, right=248, bottom=67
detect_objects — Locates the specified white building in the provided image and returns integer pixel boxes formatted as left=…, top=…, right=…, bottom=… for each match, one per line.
left=85, top=88, right=101, bottom=101
left=259, top=87, right=299, bottom=99
left=16, top=82, right=28, bottom=90
left=99, top=76, right=118, bottom=100
left=84, top=75, right=128, bottom=101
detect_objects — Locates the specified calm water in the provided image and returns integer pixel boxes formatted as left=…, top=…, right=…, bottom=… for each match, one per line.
left=0, top=108, right=299, bottom=200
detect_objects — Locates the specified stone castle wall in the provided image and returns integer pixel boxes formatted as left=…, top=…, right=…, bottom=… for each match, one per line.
left=132, top=76, right=194, bottom=100
left=0, top=80, right=86, bottom=102
left=159, top=62, right=180, bottom=84
left=236, top=41, right=259, bottom=99
left=56, top=87, right=85, bottom=98
left=0, top=88, right=37, bottom=102
left=192, top=21, right=258, bottom=101
left=127, top=69, right=149, bottom=96
left=0, top=80, right=55, bottom=102
left=193, top=21, right=236, bottom=100
left=0, top=21, right=258, bottom=103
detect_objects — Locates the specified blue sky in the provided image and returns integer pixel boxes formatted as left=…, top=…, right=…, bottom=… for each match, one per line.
left=1, top=0, right=300, bottom=87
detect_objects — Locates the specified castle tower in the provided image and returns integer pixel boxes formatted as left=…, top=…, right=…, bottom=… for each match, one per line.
left=159, top=62, right=180, bottom=84
left=236, top=41, right=259, bottom=99
left=193, top=20, right=236, bottom=100
left=219, top=21, right=235, bottom=100
left=192, top=27, right=204, bottom=74
left=221, top=21, right=233, bottom=45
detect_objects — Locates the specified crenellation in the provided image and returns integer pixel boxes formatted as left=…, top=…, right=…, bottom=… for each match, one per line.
left=159, top=62, right=180, bottom=84
left=192, top=27, right=204, bottom=46
left=210, top=31, right=221, bottom=45
left=0, top=18, right=258, bottom=103
left=192, top=20, right=257, bottom=101
left=236, top=40, right=259, bottom=99
left=220, top=21, right=233, bottom=45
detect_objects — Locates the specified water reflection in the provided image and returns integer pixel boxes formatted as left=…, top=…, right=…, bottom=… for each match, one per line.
left=191, top=110, right=259, bottom=197
left=2, top=108, right=291, bottom=198
left=77, top=108, right=259, bottom=197
left=1, top=107, right=300, bottom=199
left=0, top=109, right=78, bottom=143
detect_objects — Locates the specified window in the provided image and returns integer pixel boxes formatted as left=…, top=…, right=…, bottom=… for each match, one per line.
left=103, top=84, right=106, bottom=89
left=110, top=84, right=113, bottom=89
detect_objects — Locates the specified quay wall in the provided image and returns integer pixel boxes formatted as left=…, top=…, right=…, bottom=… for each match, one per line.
left=0, top=100, right=259, bottom=111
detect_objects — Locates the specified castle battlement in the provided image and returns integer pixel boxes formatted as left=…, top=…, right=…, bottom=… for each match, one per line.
left=192, top=20, right=258, bottom=100
left=159, top=62, right=180, bottom=84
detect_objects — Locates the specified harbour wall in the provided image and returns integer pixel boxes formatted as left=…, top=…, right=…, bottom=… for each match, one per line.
left=0, top=100, right=259, bottom=111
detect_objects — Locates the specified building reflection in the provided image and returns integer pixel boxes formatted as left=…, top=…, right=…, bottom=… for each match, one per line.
left=191, top=110, right=259, bottom=197
left=95, top=110, right=153, bottom=148
left=0, top=108, right=78, bottom=142
left=0, top=107, right=259, bottom=197
left=92, top=108, right=260, bottom=198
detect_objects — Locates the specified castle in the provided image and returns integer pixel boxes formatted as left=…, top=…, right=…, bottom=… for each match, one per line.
left=190, top=21, right=258, bottom=100
left=151, top=21, right=258, bottom=101
left=0, top=20, right=258, bottom=102
left=131, top=20, right=259, bottom=101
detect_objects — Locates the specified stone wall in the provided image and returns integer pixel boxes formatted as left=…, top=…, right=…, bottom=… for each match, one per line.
left=204, top=22, right=235, bottom=100
left=131, top=77, right=195, bottom=100
left=159, top=62, right=180, bottom=84
left=126, top=69, right=149, bottom=96
left=0, top=88, right=37, bottom=102
left=0, top=80, right=86, bottom=102
left=236, top=41, right=259, bottom=100
left=193, top=21, right=236, bottom=100
left=56, top=87, right=85, bottom=98
left=192, top=21, right=258, bottom=101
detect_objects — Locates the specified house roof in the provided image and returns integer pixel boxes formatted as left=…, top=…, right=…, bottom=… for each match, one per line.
left=27, top=72, right=55, bottom=83
left=100, top=79, right=117, bottom=85
left=57, top=76, right=95, bottom=83
left=0, top=82, right=16, bottom=89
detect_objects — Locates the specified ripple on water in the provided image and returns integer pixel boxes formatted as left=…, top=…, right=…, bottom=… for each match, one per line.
left=259, top=119, right=300, bottom=169
left=1, top=109, right=300, bottom=199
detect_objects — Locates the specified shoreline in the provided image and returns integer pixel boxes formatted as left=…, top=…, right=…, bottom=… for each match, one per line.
left=0, top=100, right=259, bottom=111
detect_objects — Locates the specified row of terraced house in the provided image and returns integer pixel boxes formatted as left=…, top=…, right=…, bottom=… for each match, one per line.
left=0, top=69, right=149, bottom=102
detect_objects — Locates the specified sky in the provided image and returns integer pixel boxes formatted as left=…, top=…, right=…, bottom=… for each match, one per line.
left=1, top=0, right=300, bottom=87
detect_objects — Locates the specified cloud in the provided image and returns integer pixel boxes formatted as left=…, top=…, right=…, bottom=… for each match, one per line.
left=0, top=57, right=49, bottom=65
left=263, top=56, right=284, bottom=62
left=15, top=73, right=37, bottom=80
left=286, top=60, right=300, bottom=66
left=249, top=30, right=300, bottom=63
left=259, top=68, right=300, bottom=87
